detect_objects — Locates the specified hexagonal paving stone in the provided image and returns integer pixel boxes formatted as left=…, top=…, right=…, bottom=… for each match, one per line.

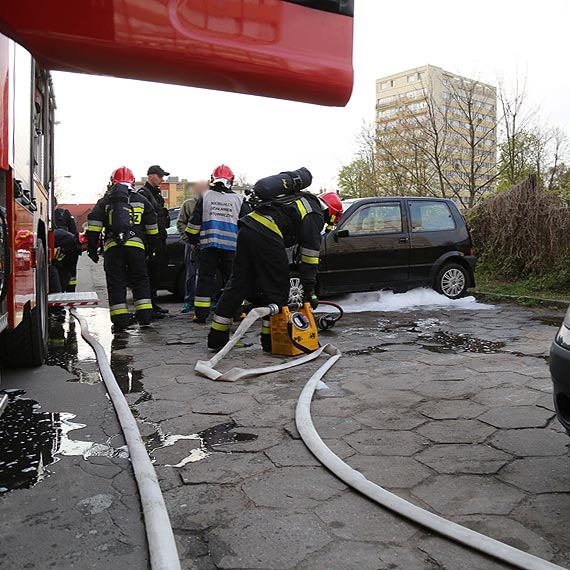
left=356, top=408, right=427, bottom=431
left=413, top=380, right=479, bottom=399
left=312, top=416, right=361, bottom=439
left=242, top=467, right=345, bottom=509
left=264, top=440, right=321, bottom=467
left=359, top=389, right=425, bottom=408
left=416, top=419, right=496, bottom=444
left=348, top=455, right=432, bottom=489
left=297, top=541, right=430, bottom=570
left=490, top=428, right=569, bottom=457
left=418, top=536, right=513, bottom=570
left=343, top=429, right=428, bottom=456
left=191, top=393, right=255, bottom=415
left=180, top=452, right=273, bottom=485
left=315, top=492, right=418, bottom=542
left=478, top=406, right=554, bottom=429
left=163, top=484, right=250, bottom=531
left=457, top=515, right=555, bottom=562
left=512, top=493, right=570, bottom=551
left=208, top=510, right=331, bottom=570
left=412, top=474, right=525, bottom=515
left=416, top=444, right=511, bottom=474
left=417, top=399, right=487, bottom=420
left=473, top=386, right=543, bottom=407
left=499, top=456, right=570, bottom=493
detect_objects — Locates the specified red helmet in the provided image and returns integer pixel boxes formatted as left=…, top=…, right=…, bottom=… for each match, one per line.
left=211, top=164, right=234, bottom=189
left=320, top=192, right=343, bottom=224
left=112, top=166, right=135, bottom=185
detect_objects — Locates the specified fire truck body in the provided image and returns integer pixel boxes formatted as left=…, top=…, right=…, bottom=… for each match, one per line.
left=0, top=35, right=54, bottom=366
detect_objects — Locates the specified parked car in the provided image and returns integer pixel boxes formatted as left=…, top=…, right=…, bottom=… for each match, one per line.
left=550, top=308, right=570, bottom=433
left=315, top=197, right=476, bottom=299
left=158, top=211, right=185, bottom=298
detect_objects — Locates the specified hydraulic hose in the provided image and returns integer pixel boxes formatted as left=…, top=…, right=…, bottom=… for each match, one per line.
left=71, top=309, right=181, bottom=570
left=296, top=372, right=567, bottom=570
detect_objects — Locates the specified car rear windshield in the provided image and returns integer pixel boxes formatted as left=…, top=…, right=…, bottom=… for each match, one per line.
left=409, top=201, right=456, bottom=232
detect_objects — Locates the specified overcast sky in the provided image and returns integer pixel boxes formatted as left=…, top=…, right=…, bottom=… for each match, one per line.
left=53, top=0, right=570, bottom=203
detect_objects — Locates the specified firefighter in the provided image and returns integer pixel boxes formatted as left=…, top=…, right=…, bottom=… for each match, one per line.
left=86, top=166, right=158, bottom=332
left=320, top=192, right=343, bottom=232
left=185, top=165, right=250, bottom=323
left=54, top=200, right=79, bottom=291
left=207, top=168, right=342, bottom=351
left=139, top=165, right=171, bottom=318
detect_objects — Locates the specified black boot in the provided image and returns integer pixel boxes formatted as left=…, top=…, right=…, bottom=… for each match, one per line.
left=208, top=328, right=230, bottom=350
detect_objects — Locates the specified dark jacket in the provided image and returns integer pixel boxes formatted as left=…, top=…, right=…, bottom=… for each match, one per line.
left=241, top=192, right=324, bottom=291
left=86, top=185, right=158, bottom=253
left=54, top=208, right=78, bottom=236
left=53, top=228, right=80, bottom=264
left=139, top=181, right=170, bottom=240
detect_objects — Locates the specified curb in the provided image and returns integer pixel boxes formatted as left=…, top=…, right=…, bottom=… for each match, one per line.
left=474, top=290, right=570, bottom=309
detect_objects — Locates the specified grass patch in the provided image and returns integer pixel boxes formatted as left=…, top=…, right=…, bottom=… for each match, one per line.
left=475, top=274, right=570, bottom=303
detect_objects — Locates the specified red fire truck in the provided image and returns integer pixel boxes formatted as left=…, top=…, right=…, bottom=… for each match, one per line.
left=0, top=0, right=354, bottom=368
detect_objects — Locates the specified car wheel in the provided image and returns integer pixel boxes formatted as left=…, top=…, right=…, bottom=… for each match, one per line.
left=435, top=263, right=468, bottom=299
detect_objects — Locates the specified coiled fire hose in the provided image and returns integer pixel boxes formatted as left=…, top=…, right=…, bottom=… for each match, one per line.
left=195, top=303, right=567, bottom=570
left=71, top=309, right=181, bottom=570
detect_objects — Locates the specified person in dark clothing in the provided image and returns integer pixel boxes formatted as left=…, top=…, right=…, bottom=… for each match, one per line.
left=52, top=228, right=82, bottom=292
left=54, top=204, right=79, bottom=291
left=207, top=167, right=330, bottom=351
left=185, top=165, right=250, bottom=323
left=139, top=165, right=171, bottom=318
left=86, top=166, right=158, bottom=332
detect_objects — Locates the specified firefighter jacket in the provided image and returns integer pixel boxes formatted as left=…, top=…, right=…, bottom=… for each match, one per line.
left=139, top=181, right=170, bottom=240
left=86, top=187, right=158, bottom=253
left=185, top=186, right=250, bottom=251
left=54, top=207, right=78, bottom=236
left=53, top=228, right=80, bottom=264
left=241, top=192, right=324, bottom=291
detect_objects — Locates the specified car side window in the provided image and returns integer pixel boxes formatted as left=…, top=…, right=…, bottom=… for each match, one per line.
left=343, top=204, right=403, bottom=235
left=409, top=201, right=456, bottom=232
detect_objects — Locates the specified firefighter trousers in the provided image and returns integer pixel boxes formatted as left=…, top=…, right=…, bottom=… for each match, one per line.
left=208, top=226, right=290, bottom=349
left=103, top=245, right=153, bottom=328
left=194, top=247, right=235, bottom=320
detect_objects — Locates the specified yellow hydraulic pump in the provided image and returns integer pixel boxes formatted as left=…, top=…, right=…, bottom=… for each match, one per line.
left=270, top=303, right=319, bottom=356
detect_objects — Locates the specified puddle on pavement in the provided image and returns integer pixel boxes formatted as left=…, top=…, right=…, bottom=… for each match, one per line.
left=0, top=391, right=127, bottom=494
left=47, top=319, right=102, bottom=384
left=420, top=331, right=506, bottom=354
left=148, top=421, right=258, bottom=467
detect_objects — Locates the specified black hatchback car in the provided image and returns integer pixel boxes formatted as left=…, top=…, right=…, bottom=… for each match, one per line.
left=550, top=308, right=570, bottom=433
left=317, top=197, right=476, bottom=299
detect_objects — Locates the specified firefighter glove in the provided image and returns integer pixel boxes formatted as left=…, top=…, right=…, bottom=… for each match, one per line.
left=305, top=291, right=319, bottom=310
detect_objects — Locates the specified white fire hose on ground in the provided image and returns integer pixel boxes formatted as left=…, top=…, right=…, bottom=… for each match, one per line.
left=195, top=304, right=567, bottom=570
left=71, top=309, right=181, bottom=570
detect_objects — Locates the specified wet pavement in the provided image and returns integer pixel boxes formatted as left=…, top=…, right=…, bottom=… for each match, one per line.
left=0, top=257, right=147, bottom=569
left=2, top=256, right=570, bottom=570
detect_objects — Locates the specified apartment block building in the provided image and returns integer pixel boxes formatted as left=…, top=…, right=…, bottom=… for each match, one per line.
left=136, top=176, right=197, bottom=209
left=375, top=65, right=497, bottom=206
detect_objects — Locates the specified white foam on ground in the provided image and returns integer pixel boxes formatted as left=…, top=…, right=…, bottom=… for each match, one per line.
left=332, top=287, right=494, bottom=313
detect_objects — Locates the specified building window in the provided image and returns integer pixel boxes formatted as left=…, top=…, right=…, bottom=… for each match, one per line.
left=407, top=74, right=416, bottom=83
left=380, top=81, right=388, bottom=90
left=176, top=183, right=183, bottom=190
left=390, top=79, right=396, bottom=87
left=162, top=191, right=168, bottom=198
left=418, top=72, right=425, bottom=80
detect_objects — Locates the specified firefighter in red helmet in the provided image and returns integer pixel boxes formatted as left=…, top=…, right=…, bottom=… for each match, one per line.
left=185, top=164, right=251, bottom=323
left=320, top=192, right=343, bottom=232
left=86, top=166, right=158, bottom=332
left=207, top=168, right=342, bottom=351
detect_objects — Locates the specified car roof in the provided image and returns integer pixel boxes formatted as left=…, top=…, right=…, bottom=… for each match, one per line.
left=343, top=196, right=453, bottom=203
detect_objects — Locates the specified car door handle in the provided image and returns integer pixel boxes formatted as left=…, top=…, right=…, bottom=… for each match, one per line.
left=398, top=237, right=409, bottom=243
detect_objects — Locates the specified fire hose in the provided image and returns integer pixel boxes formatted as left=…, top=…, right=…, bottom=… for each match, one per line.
left=195, top=303, right=567, bottom=570
left=71, top=309, right=181, bottom=570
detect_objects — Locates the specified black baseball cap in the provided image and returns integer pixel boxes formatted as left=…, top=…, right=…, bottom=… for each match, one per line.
left=147, top=165, right=170, bottom=177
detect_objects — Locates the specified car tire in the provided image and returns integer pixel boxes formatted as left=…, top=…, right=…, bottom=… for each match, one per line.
left=434, top=263, right=469, bottom=299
